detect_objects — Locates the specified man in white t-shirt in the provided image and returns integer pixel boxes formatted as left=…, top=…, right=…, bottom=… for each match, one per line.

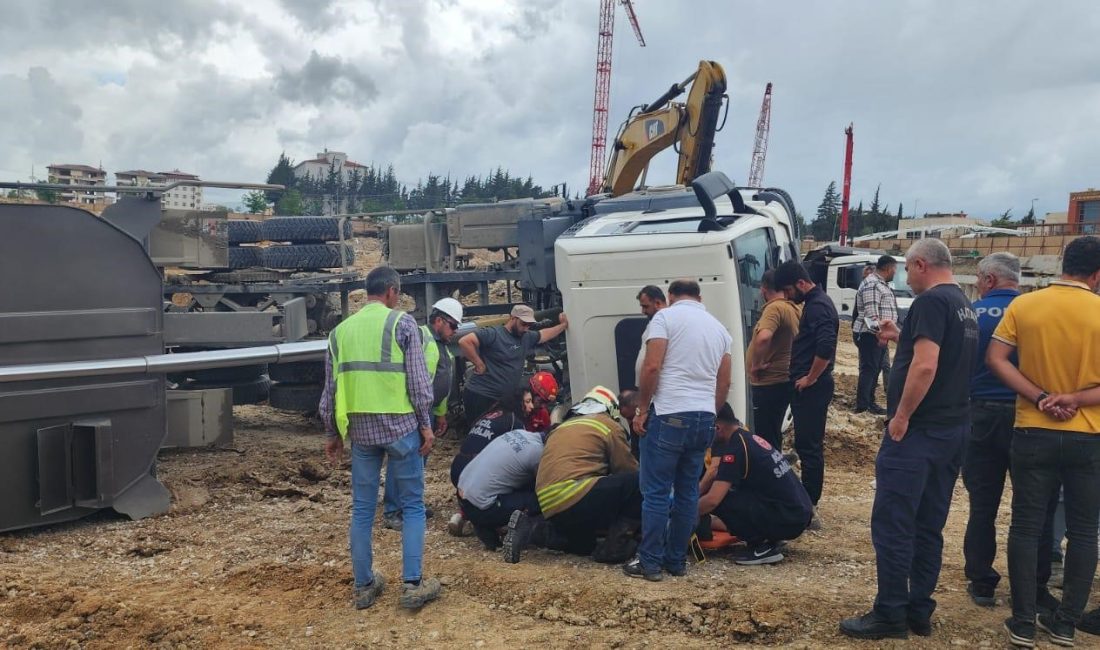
left=624, top=279, right=733, bottom=581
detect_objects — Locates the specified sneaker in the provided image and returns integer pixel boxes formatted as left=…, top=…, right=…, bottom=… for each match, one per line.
left=382, top=512, right=403, bottom=531
left=968, top=582, right=996, bottom=607
left=473, top=524, right=501, bottom=551
left=1038, top=612, right=1075, bottom=647
left=839, top=610, right=908, bottom=640
left=663, top=564, right=687, bottom=577
left=733, top=541, right=784, bottom=566
left=621, top=556, right=663, bottom=582
left=502, top=510, right=534, bottom=564
left=399, top=577, right=442, bottom=610
left=353, top=574, right=385, bottom=610
left=907, top=614, right=932, bottom=637
left=1077, top=607, right=1100, bottom=636
left=1037, top=588, right=1061, bottom=617
left=446, top=512, right=470, bottom=537
left=1005, top=617, right=1037, bottom=649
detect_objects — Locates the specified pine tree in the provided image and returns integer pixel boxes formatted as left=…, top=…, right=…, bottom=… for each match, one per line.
left=243, top=190, right=268, bottom=214
left=265, top=152, right=295, bottom=203
left=811, top=181, right=840, bottom=241
left=1021, top=205, right=1036, bottom=225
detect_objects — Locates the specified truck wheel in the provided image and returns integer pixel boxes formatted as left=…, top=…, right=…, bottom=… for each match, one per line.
left=261, top=243, right=354, bottom=270
left=261, top=217, right=352, bottom=243
left=269, top=382, right=323, bottom=412
left=187, top=364, right=268, bottom=383
left=228, top=246, right=263, bottom=269
left=188, top=376, right=272, bottom=406
left=228, top=219, right=263, bottom=244
left=268, top=360, right=325, bottom=384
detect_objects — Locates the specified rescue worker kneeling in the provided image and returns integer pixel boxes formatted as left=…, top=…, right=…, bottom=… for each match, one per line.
left=456, top=427, right=545, bottom=551
left=503, top=387, right=641, bottom=564
left=697, top=403, right=814, bottom=565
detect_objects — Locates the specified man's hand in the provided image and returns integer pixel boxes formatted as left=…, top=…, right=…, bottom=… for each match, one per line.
left=887, top=415, right=909, bottom=442
left=1040, top=394, right=1078, bottom=421
left=434, top=415, right=449, bottom=437
left=633, top=410, right=648, bottom=436
left=877, top=319, right=901, bottom=344
left=794, top=375, right=816, bottom=392
left=325, top=435, right=345, bottom=466
left=419, top=426, right=435, bottom=457
left=559, top=312, right=569, bottom=329
left=473, top=361, right=487, bottom=375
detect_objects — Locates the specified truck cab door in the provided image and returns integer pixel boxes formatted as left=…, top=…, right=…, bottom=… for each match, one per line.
left=829, top=263, right=864, bottom=320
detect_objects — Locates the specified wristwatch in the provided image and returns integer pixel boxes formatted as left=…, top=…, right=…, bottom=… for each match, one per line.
left=1035, top=391, right=1050, bottom=407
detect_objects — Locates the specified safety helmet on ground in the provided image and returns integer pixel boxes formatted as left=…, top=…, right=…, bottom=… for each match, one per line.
left=431, top=297, right=464, bottom=324
left=528, top=371, right=559, bottom=403
left=570, top=385, right=620, bottom=421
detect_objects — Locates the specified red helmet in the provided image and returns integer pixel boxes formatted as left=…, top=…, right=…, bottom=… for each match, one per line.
left=528, top=371, right=559, bottom=403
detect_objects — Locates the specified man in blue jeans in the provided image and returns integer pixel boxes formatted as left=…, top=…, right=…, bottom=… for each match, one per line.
left=624, top=278, right=732, bottom=581
left=319, top=265, right=442, bottom=611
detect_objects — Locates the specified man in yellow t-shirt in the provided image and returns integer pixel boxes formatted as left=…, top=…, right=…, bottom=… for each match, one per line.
left=987, top=235, right=1100, bottom=646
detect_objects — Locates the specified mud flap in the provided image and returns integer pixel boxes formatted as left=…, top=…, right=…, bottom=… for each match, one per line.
left=112, top=471, right=171, bottom=521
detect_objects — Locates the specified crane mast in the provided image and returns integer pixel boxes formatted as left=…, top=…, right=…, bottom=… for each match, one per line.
left=586, top=0, right=645, bottom=197
left=747, top=82, right=772, bottom=187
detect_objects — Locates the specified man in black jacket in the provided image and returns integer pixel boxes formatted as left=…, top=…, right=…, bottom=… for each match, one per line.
left=773, top=261, right=839, bottom=530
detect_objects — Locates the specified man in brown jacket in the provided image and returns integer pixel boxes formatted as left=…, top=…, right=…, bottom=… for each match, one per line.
left=503, top=386, right=640, bottom=563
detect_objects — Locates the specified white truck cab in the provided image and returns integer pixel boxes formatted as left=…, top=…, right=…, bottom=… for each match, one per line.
left=803, top=246, right=914, bottom=323
left=554, top=173, right=798, bottom=425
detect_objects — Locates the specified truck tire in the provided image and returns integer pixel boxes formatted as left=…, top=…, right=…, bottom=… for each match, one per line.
left=269, top=382, right=323, bottom=412
left=228, top=219, right=263, bottom=244
left=268, top=360, right=325, bottom=384
left=187, top=363, right=268, bottom=384
left=188, top=376, right=272, bottom=406
left=261, top=243, right=354, bottom=270
left=261, top=217, right=352, bottom=243
left=228, top=246, right=263, bottom=269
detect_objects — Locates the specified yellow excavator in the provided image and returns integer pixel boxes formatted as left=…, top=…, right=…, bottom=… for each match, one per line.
left=599, top=60, right=728, bottom=197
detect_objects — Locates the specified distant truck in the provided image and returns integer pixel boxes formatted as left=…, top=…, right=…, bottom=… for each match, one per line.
left=802, top=245, right=913, bottom=323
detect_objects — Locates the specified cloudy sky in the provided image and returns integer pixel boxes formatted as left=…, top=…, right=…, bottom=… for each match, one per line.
left=1, top=0, right=1097, bottom=218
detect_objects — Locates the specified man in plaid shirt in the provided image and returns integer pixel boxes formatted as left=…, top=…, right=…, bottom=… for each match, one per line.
left=852, top=255, right=899, bottom=415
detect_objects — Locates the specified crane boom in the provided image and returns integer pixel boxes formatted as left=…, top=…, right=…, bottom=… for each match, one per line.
left=747, top=82, right=772, bottom=187
left=621, top=0, right=645, bottom=46
left=839, top=123, right=854, bottom=246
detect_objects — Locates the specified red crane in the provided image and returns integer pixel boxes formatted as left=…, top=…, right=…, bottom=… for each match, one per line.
left=839, top=123, right=854, bottom=246
left=587, top=0, right=646, bottom=197
left=747, top=82, right=773, bottom=187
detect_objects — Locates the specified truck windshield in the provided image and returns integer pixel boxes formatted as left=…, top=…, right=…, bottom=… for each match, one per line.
left=891, top=264, right=911, bottom=296
left=733, top=227, right=775, bottom=342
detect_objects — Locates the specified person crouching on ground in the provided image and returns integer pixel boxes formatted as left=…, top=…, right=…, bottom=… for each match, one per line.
left=457, top=427, right=546, bottom=551
left=697, top=403, right=813, bottom=565
left=503, top=387, right=641, bottom=564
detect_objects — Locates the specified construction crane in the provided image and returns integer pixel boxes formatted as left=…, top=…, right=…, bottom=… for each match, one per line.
left=747, top=82, right=772, bottom=187
left=586, top=0, right=646, bottom=197
left=839, top=123, right=854, bottom=246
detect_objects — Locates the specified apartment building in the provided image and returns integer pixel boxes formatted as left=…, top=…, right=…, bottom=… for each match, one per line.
left=46, top=163, right=109, bottom=206
left=116, top=169, right=203, bottom=209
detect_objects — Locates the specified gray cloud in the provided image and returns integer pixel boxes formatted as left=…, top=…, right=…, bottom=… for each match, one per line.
left=274, top=51, right=379, bottom=106
left=278, top=0, right=346, bottom=32
left=0, top=67, right=84, bottom=170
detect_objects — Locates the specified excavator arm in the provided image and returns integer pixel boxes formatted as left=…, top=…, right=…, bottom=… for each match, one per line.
left=600, top=60, right=727, bottom=197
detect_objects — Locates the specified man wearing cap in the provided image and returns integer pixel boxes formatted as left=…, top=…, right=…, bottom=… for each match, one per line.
left=382, top=297, right=465, bottom=530
left=459, top=305, right=568, bottom=422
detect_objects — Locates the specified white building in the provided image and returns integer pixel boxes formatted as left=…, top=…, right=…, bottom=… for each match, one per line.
left=291, top=149, right=367, bottom=184
left=47, top=163, right=110, bottom=206
left=116, top=169, right=203, bottom=209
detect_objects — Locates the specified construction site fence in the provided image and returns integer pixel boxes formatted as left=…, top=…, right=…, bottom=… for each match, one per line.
left=802, top=233, right=1086, bottom=259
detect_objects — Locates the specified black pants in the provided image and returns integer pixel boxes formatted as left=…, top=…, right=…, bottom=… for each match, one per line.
left=963, top=401, right=1057, bottom=591
left=1008, top=428, right=1100, bottom=626
left=460, top=491, right=540, bottom=530
left=752, top=381, right=793, bottom=452
left=463, top=390, right=497, bottom=424
left=872, top=423, right=966, bottom=623
left=791, top=373, right=834, bottom=505
left=714, top=489, right=811, bottom=546
left=548, top=472, right=642, bottom=556
left=855, top=333, right=888, bottom=410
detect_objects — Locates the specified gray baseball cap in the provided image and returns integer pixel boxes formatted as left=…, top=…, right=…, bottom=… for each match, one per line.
left=510, top=304, right=537, bottom=324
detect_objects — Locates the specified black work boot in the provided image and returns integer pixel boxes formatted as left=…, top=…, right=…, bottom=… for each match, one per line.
left=839, top=610, right=908, bottom=640
left=592, top=517, right=639, bottom=564
left=502, top=510, right=535, bottom=564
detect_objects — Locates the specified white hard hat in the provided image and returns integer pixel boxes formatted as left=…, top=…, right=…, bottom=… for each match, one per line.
left=431, top=297, right=464, bottom=324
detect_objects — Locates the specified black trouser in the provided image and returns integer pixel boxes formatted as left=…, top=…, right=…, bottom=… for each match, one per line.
left=791, top=373, right=834, bottom=505
left=714, top=489, right=811, bottom=546
left=1008, top=428, right=1100, bottom=626
left=460, top=491, right=540, bottom=530
left=963, top=401, right=1057, bottom=591
left=547, top=472, right=642, bottom=556
left=752, top=381, right=793, bottom=452
left=463, top=390, right=497, bottom=424
left=872, top=423, right=966, bottom=623
left=855, top=332, right=888, bottom=410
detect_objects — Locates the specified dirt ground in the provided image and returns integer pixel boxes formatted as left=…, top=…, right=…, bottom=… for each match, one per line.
left=1, top=334, right=1093, bottom=649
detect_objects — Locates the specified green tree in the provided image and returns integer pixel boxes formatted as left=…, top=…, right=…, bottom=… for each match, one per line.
left=243, top=190, right=268, bottom=214
left=810, top=181, right=840, bottom=241
left=990, top=208, right=1014, bottom=228
left=275, top=188, right=305, bottom=216
left=897, top=203, right=904, bottom=221
left=1021, top=205, right=1036, bottom=225
left=265, top=152, right=296, bottom=202
left=34, top=184, right=59, bottom=203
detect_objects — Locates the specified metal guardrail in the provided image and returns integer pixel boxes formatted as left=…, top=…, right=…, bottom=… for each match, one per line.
left=0, top=340, right=327, bottom=383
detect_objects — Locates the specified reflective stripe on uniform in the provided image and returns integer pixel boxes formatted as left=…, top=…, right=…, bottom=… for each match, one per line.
left=537, top=477, right=595, bottom=512
left=552, top=417, right=611, bottom=436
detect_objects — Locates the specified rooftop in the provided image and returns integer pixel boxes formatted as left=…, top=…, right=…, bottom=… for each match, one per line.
left=48, top=164, right=104, bottom=173
left=158, top=169, right=199, bottom=179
